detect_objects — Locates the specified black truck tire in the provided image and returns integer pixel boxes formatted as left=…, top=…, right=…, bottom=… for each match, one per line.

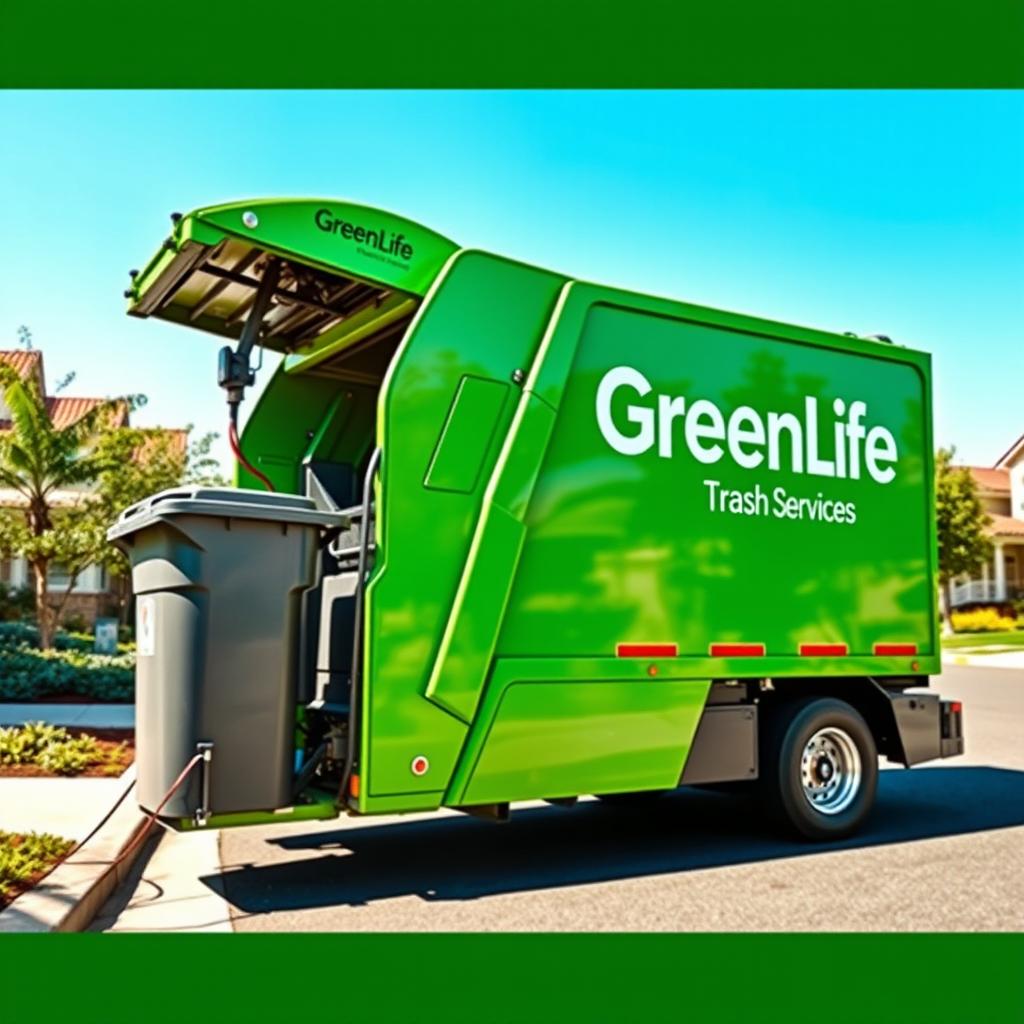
left=760, top=696, right=878, bottom=841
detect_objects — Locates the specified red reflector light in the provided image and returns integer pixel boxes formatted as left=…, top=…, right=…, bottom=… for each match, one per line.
left=951, top=702, right=962, bottom=713
left=616, top=643, right=678, bottom=658
left=709, top=643, right=766, bottom=657
left=873, top=643, right=918, bottom=656
left=799, top=643, right=849, bottom=657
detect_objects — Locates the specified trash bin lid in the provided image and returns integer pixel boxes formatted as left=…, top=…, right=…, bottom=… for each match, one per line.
left=107, top=486, right=348, bottom=541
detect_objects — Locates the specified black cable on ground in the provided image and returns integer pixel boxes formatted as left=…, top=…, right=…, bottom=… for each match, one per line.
left=71, top=754, right=203, bottom=870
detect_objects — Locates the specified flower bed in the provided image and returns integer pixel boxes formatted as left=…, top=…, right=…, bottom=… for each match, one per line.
left=0, top=830, right=75, bottom=909
left=0, top=722, right=134, bottom=777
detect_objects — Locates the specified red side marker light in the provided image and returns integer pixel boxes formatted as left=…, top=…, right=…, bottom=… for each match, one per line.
left=709, top=643, right=766, bottom=657
left=873, top=643, right=918, bottom=656
left=411, top=755, right=430, bottom=777
left=616, top=643, right=678, bottom=658
left=799, top=643, right=849, bottom=657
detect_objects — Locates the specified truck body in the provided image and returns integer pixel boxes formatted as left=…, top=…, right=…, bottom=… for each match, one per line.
left=115, top=198, right=963, bottom=840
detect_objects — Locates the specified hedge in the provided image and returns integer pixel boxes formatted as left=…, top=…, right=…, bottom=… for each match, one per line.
left=0, top=623, right=135, bottom=702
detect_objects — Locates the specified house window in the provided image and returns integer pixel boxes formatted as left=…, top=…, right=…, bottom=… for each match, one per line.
left=46, top=563, right=75, bottom=590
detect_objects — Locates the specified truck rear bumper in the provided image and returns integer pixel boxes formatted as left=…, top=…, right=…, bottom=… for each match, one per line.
left=889, top=691, right=964, bottom=765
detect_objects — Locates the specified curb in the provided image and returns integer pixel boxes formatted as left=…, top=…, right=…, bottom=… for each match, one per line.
left=0, top=765, right=157, bottom=933
left=942, top=651, right=1024, bottom=669
left=0, top=702, right=136, bottom=729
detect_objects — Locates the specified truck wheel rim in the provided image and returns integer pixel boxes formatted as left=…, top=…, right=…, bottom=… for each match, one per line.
left=799, top=726, right=861, bottom=816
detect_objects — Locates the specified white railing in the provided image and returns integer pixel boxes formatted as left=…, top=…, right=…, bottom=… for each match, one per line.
left=950, top=579, right=1021, bottom=607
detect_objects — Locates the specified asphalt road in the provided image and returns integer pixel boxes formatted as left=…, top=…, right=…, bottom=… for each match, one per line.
left=100, top=663, right=1024, bottom=931
left=201, top=664, right=1022, bottom=931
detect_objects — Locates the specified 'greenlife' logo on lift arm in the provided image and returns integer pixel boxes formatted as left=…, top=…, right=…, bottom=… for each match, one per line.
left=314, top=208, right=414, bottom=266
left=595, top=366, right=900, bottom=526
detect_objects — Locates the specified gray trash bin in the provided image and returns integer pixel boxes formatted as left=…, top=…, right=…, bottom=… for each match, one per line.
left=108, top=487, right=344, bottom=820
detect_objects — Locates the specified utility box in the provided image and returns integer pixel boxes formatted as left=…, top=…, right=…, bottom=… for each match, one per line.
left=109, top=488, right=342, bottom=818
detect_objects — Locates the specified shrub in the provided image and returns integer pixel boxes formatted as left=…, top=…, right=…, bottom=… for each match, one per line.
left=950, top=607, right=1018, bottom=633
left=60, top=613, right=89, bottom=635
left=0, top=830, right=75, bottom=904
left=0, top=585, right=34, bottom=622
left=0, top=721, right=127, bottom=775
left=0, top=646, right=135, bottom=701
left=0, top=624, right=135, bottom=701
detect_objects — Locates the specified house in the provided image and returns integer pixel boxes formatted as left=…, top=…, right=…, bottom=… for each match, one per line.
left=953, top=434, right=1024, bottom=608
left=0, top=349, right=187, bottom=627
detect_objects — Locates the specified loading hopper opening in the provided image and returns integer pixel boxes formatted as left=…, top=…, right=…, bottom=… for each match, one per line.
left=129, top=236, right=399, bottom=356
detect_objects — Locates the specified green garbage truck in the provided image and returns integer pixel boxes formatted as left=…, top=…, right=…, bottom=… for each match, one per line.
left=111, top=198, right=963, bottom=841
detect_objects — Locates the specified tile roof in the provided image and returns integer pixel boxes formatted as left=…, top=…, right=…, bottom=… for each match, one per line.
left=0, top=350, right=127, bottom=431
left=969, top=466, right=1011, bottom=493
left=0, top=350, right=43, bottom=381
left=988, top=513, right=1024, bottom=538
left=133, top=427, right=189, bottom=464
left=45, top=396, right=128, bottom=430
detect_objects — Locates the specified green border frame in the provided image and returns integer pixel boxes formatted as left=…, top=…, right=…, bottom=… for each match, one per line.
left=4, top=0, right=1024, bottom=87
left=2, top=934, right=1022, bottom=1021
left=3, top=3, right=1021, bottom=1018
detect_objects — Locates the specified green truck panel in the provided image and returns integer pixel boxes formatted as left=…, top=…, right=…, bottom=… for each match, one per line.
left=500, top=297, right=934, bottom=661
left=424, top=376, right=511, bottom=493
left=364, top=250, right=566, bottom=799
left=461, top=678, right=709, bottom=805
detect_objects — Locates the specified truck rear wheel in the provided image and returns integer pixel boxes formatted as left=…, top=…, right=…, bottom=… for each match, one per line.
left=760, top=697, right=878, bottom=841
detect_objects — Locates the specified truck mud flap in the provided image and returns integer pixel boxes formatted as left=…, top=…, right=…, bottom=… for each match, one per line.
left=679, top=704, right=758, bottom=785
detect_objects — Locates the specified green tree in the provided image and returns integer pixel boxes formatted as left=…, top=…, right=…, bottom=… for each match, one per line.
left=0, top=363, right=142, bottom=648
left=935, top=447, right=993, bottom=632
left=91, top=426, right=227, bottom=620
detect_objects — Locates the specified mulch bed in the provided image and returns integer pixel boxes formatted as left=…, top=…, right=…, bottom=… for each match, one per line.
left=0, top=833, right=76, bottom=911
left=0, top=729, right=135, bottom=779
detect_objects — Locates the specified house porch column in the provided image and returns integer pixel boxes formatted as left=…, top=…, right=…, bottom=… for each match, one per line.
left=994, top=541, right=1006, bottom=601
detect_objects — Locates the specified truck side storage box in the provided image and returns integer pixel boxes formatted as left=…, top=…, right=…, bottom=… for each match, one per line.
left=109, top=488, right=342, bottom=819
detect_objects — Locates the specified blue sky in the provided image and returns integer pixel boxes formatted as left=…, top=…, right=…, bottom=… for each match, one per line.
left=0, top=90, right=1020, bottom=471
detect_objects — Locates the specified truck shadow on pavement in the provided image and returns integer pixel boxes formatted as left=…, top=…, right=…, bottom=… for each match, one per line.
left=208, top=765, right=1024, bottom=914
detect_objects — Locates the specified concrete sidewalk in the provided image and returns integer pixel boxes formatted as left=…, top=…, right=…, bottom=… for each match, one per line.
left=0, top=776, right=128, bottom=841
left=0, top=766, right=154, bottom=933
left=0, top=703, right=134, bottom=728
left=90, top=826, right=233, bottom=933
left=942, top=649, right=1024, bottom=670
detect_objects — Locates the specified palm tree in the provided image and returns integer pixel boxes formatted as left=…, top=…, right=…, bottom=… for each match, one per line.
left=0, top=364, right=135, bottom=648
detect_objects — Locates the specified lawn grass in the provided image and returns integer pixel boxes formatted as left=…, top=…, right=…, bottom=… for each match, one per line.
left=942, top=630, right=1024, bottom=649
